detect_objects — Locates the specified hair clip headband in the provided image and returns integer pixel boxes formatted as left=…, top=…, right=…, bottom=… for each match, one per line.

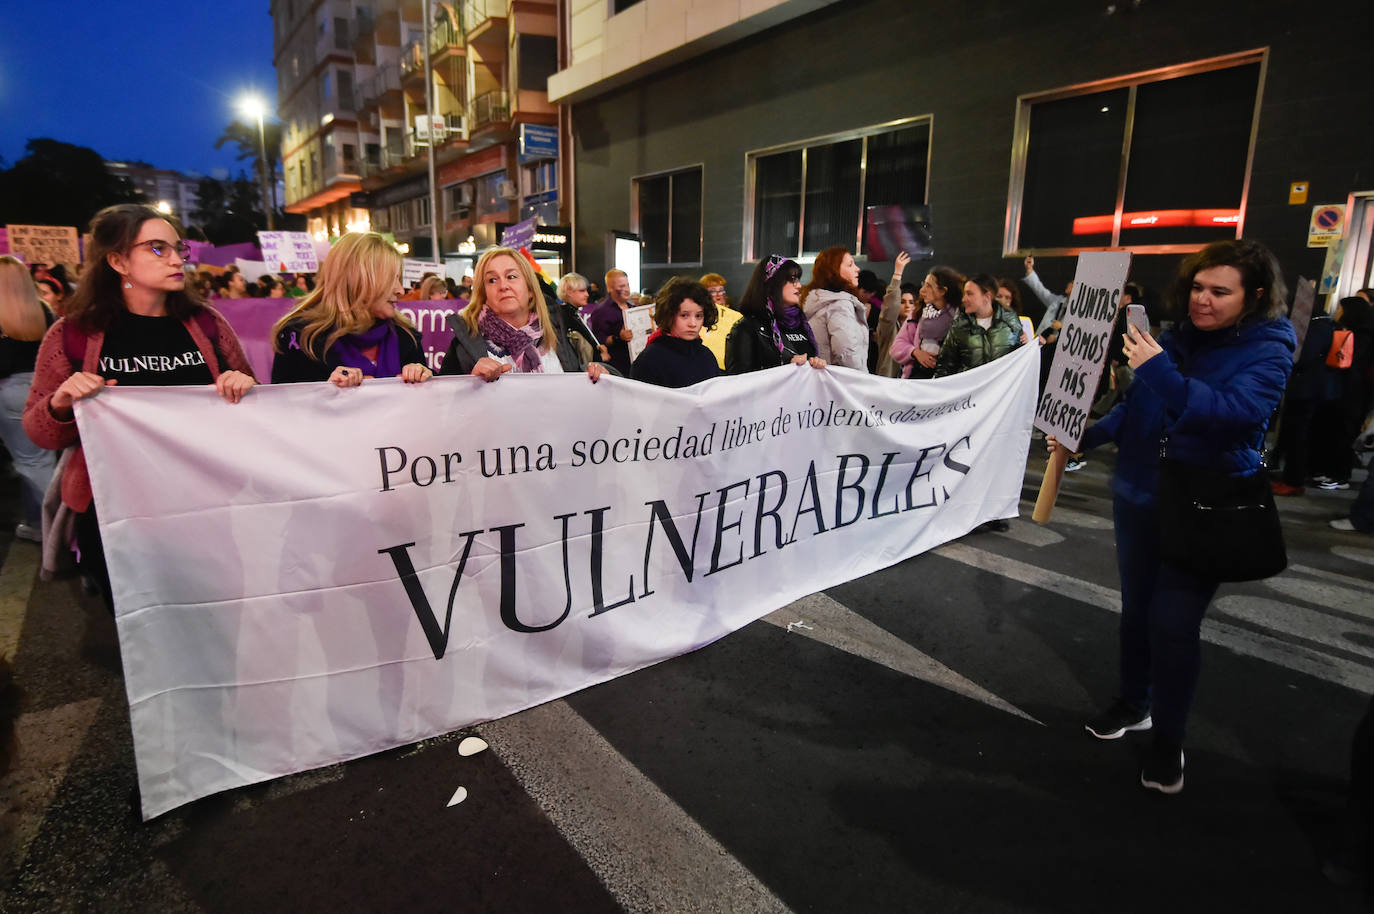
left=764, top=254, right=787, bottom=282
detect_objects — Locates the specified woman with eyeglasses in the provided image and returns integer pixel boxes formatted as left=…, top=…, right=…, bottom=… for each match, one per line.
left=270, top=232, right=433, bottom=387
left=724, top=254, right=825, bottom=374
left=22, top=203, right=257, bottom=607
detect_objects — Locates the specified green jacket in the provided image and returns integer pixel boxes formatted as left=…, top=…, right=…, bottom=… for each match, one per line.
left=933, top=305, right=1024, bottom=377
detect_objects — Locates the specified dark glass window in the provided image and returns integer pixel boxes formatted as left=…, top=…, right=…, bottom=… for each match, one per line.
left=636, top=167, right=702, bottom=265
left=1012, top=57, right=1261, bottom=251
left=1118, top=63, right=1260, bottom=246
left=1020, top=89, right=1127, bottom=249
left=518, top=34, right=558, bottom=91
left=749, top=120, right=931, bottom=261
left=802, top=140, right=862, bottom=253
left=753, top=151, right=802, bottom=261
left=638, top=175, right=670, bottom=264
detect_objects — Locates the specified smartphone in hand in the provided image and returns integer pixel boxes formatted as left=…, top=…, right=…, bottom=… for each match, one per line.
left=1126, top=303, right=1149, bottom=336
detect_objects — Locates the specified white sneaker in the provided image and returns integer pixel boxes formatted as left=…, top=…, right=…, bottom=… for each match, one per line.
left=13, top=523, right=41, bottom=543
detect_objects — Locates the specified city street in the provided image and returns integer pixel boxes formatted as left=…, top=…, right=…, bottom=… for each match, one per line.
left=3, top=446, right=1372, bottom=913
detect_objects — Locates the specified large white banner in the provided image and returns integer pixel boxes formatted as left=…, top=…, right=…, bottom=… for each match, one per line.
left=77, top=344, right=1039, bottom=819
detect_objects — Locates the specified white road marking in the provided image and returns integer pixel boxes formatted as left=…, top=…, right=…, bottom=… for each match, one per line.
left=480, top=701, right=795, bottom=914
left=1262, top=577, right=1374, bottom=621
left=933, top=542, right=1374, bottom=695
left=1332, top=545, right=1374, bottom=568
left=763, top=594, right=1040, bottom=724
left=1287, top=563, right=1374, bottom=594
left=1213, top=596, right=1374, bottom=660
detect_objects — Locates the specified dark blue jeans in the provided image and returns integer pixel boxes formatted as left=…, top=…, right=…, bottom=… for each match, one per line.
left=1113, top=496, right=1220, bottom=746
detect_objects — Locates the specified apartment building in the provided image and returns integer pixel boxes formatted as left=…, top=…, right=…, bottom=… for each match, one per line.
left=272, top=0, right=560, bottom=259
left=104, top=161, right=203, bottom=222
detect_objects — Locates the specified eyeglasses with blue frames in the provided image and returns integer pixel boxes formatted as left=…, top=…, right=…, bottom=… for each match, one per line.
left=131, top=239, right=192, bottom=260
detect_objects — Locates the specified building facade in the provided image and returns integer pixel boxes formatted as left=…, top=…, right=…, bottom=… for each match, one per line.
left=104, top=161, right=203, bottom=223
left=551, top=0, right=1374, bottom=307
left=271, top=0, right=561, bottom=260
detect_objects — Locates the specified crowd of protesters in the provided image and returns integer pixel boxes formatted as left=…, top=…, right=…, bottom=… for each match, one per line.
left=4, top=206, right=1374, bottom=841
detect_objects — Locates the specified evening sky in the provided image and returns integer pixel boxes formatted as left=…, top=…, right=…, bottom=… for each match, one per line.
left=0, top=1, right=278, bottom=178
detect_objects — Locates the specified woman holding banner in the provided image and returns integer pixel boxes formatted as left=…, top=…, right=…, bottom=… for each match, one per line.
left=270, top=232, right=433, bottom=386
left=22, top=203, right=257, bottom=607
left=1050, top=239, right=1295, bottom=795
left=724, top=254, right=826, bottom=374
left=438, top=247, right=611, bottom=382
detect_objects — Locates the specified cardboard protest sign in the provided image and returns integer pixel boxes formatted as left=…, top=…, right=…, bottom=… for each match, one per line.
left=6, top=224, right=80, bottom=265
left=1289, top=277, right=1316, bottom=361
left=1033, top=251, right=1132, bottom=452
left=501, top=216, right=537, bottom=250
left=625, top=303, right=655, bottom=361
left=403, top=259, right=445, bottom=286
left=257, top=231, right=319, bottom=273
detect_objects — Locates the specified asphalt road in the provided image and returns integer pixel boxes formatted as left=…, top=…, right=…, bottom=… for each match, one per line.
left=3, top=447, right=1372, bottom=913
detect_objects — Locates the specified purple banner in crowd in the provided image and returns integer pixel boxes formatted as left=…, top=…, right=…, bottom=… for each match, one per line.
left=196, top=242, right=261, bottom=268
left=210, top=298, right=463, bottom=381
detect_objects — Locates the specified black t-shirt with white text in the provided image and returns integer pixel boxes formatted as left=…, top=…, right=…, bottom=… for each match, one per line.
left=97, top=312, right=224, bottom=387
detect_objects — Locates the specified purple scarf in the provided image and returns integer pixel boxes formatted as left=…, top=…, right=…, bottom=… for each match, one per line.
left=331, top=320, right=402, bottom=378
left=768, top=298, right=818, bottom=355
left=478, top=306, right=545, bottom=373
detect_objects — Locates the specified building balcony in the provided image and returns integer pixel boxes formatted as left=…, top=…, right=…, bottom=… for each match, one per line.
left=399, top=39, right=426, bottom=81
left=406, top=112, right=469, bottom=159
left=464, top=0, right=507, bottom=57
left=431, top=8, right=465, bottom=63
left=352, top=8, right=377, bottom=62
left=470, top=89, right=510, bottom=133
left=361, top=65, right=404, bottom=118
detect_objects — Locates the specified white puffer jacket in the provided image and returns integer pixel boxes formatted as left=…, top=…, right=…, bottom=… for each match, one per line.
left=803, top=288, right=870, bottom=370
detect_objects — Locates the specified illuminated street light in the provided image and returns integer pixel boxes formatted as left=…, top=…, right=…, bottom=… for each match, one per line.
left=236, top=93, right=276, bottom=230
left=155, top=201, right=173, bottom=215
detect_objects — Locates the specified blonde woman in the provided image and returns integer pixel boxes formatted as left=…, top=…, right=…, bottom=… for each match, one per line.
left=419, top=274, right=449, bottom=300
left=270, top=232, right=433, bottom=385
left=0, top=257, right=55, bottom=540
left=439, top=247, right=611, bottom=382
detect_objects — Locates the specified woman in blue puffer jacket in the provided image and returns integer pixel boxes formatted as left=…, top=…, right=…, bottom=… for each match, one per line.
left=1050, top=239, right=1295, bottom=796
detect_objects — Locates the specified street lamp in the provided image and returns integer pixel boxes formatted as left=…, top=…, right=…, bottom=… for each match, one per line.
left=155, top=200, right=173, bottom=215
left=237, top=93, right=275, bottom=230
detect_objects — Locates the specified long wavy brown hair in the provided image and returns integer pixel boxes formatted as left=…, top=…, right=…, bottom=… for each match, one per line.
left=64, top=204, right=206, bottom=332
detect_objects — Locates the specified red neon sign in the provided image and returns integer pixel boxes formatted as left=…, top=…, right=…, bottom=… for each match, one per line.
left=1072, top=209, right=1241, bottom=235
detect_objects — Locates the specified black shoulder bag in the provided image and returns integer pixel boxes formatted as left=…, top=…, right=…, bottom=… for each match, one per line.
left=1156, top=436, right=1287, bottom=583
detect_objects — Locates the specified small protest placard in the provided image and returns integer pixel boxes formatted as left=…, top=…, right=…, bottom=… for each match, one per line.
left=1289, top=277, right=1316, bottom=360
left=1033, top=251, right=1133, bottom=451
left=625, top=303, right=655, bottom=361
left=501, top=217, right=537, bottom=251
left=403, top=259, right=445, bottom=286
left=257, top=231, right=319, bottom=273
left=6, top=224, right=80, bottom=266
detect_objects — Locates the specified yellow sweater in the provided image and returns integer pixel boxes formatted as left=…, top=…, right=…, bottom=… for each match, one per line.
left=700, top=305, right=743, bottom=369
